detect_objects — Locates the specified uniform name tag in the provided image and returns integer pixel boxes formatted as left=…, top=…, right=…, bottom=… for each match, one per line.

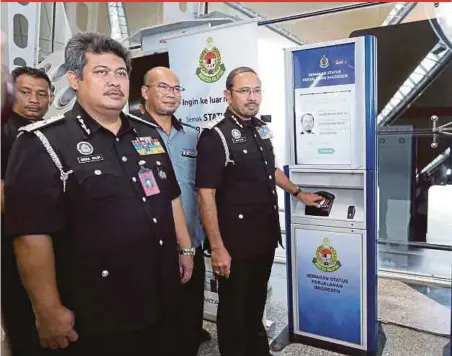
left=182, top=149, right=197, bottom=158
left=77, top=154, right=104, bottom=164
left=257, top=126, right=273, bottom=140
left=132, top=137, right=166, bottom=155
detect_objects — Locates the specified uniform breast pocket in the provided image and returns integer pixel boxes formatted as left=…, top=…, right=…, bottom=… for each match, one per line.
left=73, top=164, right=121, bottom=202
left=233, top=148, right=262, bottom=180
left=177, top=150, right=196, bottom=183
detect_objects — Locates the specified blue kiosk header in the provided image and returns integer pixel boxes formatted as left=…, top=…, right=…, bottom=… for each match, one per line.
left=284, top=35, right=377, bottom=355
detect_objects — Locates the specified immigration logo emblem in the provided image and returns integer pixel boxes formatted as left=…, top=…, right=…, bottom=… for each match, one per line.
left=319, top=55, right=329, bottom=69
left=312, top=238, right=341, bottom=272
left=196, top=37, right=226, bottom=83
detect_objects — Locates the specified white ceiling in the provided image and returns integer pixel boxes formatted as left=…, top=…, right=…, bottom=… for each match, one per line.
left=236, top=2, right=437, bottom=43
left=243, top=2, right=360, bottom=20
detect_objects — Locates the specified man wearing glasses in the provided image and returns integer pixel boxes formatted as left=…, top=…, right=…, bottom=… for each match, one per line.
left=196, top=67, right=321, bottom=356
left=141, top=67, right=211, bottom=356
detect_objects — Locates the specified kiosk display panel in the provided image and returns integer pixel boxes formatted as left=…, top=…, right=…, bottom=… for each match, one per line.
left=284, top=36, right=377, bottom=355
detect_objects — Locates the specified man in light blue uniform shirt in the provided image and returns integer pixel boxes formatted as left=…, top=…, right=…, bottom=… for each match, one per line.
left=141, top=67, right=211, bottom=356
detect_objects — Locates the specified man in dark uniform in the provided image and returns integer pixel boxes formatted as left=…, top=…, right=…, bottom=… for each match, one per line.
left=2, top=66, right=53, bottom=209
left=1, top=66, right=54, bottom=356
left=196, top=67, right=321, bottom=356
left=4, top=32, right=193, bottom=356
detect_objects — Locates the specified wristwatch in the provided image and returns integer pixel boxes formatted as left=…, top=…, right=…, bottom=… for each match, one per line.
left=179, top=247, right=196, bottom=256
left=292, top=187, right=302, bottom=197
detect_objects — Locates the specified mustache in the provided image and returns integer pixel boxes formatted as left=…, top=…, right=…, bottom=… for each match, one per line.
left=245, top=101, right=258, bottom=106
left=104, top=89, right=124, bottom=96
left=25, top=106, right=41, bottom=110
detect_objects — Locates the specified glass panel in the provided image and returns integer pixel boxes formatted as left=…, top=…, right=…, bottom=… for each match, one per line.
left=57, top=86, right=76, bottom=108
left=52, top=63, right=68, bottom=81
left=76, top=3, right=89, bottom=31
left=13, top=57, right=27, bottom=66
left=178, top=2, right=187, bottom=13
left=13, top=14, right=28, bottom=49
left=378, top=242, right=451, bottom=279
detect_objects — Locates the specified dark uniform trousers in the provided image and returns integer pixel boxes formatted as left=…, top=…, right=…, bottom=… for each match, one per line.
left=176, top=247, right=206, bottom=356
left=4, top=103, right=183, bottom=356
left=196, top=110, right=281, bottom=356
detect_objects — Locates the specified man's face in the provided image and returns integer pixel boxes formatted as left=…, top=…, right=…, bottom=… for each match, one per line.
left=13, top=74, right=52, bottom=120
left=302, top=115, right=314, bottom=131
left=69, top=52, right=129, bottom=112
left=142, top=70, right=181, bottom=116
left=224, top=72, right=262, bottom=119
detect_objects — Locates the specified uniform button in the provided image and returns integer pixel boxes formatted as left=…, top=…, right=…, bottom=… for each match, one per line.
left=101, top=270, right=109, bottom=278
left=142, top=197, right=147, bottom=202
left=156, top=161, right=161, bottom=166
left=260, top=147, right=263, bottom=151
left=153, top=218, right=158, bottom=223
left=238, top=214, right=244, bottom=219
left=273, top=190, right=276, bottom=195
left=243, top=149, right=248, bottom=154
left=116, top=138, right=120, bottom=142
left=76, top=115, right=81, bottom=119
left=274, top=205, right=277, bottom=210
left=94, top=169, right=102, bottom=175
left=159, top=240, right=163, bottom=246
left=122, top=156, right=127, bottom=162
left=132, top=177, right=137, bottom=182
left=268, top=175, right=272, bottom=179
left=265, top=161, right=268, bottom=165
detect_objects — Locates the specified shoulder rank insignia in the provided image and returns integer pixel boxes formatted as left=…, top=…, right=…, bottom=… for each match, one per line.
left=205, top=115, right=225, bottom=130
left=255, top=117, right=267, bottom=126
left=128, top=113, right=159, bottom=129
left=19, top=114, right=65, bottom=133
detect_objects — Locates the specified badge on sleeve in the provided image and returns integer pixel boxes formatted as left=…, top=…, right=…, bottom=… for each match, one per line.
left=132, top=137, right=166, bottom=155
left=256, top=126, right=273, bottom=140
left=138, top=168, right=160, bottom=196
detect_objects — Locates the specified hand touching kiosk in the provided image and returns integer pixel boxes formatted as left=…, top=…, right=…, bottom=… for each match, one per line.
left=284, top=36, right=378, bottom=355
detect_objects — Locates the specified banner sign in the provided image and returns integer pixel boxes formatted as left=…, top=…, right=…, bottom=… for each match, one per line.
left=294, top=228, right=363, bottom=345
left=168, top=23, right=258, bottom=129
left=293, top=43, right=356, bottom=166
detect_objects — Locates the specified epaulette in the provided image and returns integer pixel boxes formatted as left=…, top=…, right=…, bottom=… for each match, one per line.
left=205, top=115, right=225, bottom=130
left=255, top=117, right=268, bottom=126
left=19, top=114, right=65, bottom=133
left=128, top=113, right=159, bottom=128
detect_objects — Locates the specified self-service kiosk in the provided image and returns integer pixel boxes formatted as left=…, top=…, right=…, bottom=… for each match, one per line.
left=284, top=36, right=378, bottom=355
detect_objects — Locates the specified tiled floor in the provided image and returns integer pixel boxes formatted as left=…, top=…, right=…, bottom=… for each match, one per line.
left=199, top=322, right=450, bottom=356
left=198, top=262, right=451, bottom=356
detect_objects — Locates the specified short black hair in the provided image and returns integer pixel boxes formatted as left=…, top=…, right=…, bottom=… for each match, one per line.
left=301, top=113, right=314, bottom=121
left=65, top=32, right=131, bottom=79
left=11, top=66, right=52, bottom=89
left=225, top=66, right=257, bottom=90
